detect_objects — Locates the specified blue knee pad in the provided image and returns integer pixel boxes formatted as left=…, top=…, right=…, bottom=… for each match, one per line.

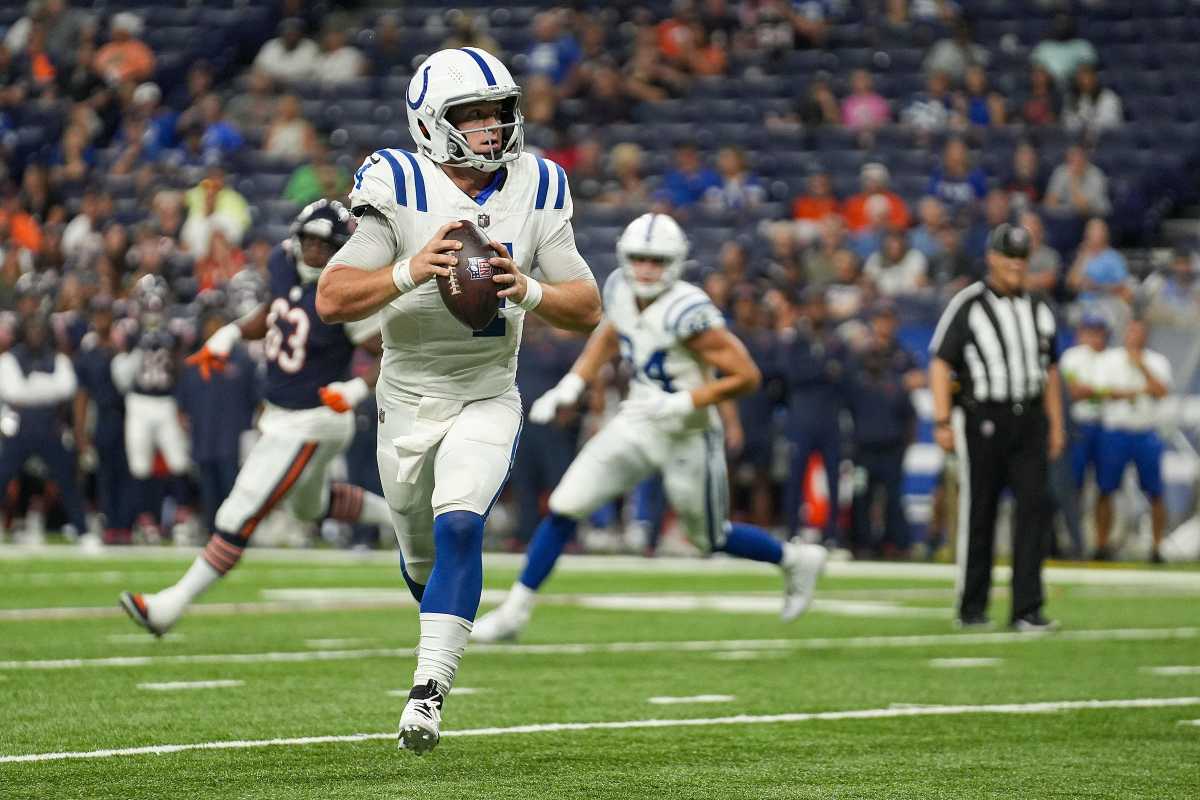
left=420, top=511, right=485, bottom=620
left=519, top=513, right=578, bottom=591
left=719, top=522, right=784, bottom=564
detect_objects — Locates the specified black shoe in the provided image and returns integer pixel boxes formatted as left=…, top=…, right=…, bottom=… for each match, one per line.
left=1150, top=549, right=1165, bottom=564
left=1012, top=613, right=1059, bottom=633
left=1091, top=547, right=1111, bottom=562
left=955, top=613, right=991, bottom=630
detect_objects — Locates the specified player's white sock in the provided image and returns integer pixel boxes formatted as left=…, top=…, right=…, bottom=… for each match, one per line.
left=507, top=581, right=535, bottom=615
left=153, top=555, right=220, bottom=619
left=360, top=491, right=392, bottom=528
left=414, top=612, right=472, bottom=693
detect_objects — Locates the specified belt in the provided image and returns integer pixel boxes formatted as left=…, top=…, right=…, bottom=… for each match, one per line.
left=962, top=396, right=1044, bottom=417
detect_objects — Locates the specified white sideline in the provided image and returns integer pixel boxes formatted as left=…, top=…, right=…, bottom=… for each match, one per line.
left=1, top=627, right=1196, bottom=671
left=138, top=680, right=243, bottom=691
left=929, top=658, right=1003, bottom=669
left=647, top=695, right=735, bottom=705
left=1144, top=666, right=1200, bottom=676
left=2, top=696, right=1196, bottom=764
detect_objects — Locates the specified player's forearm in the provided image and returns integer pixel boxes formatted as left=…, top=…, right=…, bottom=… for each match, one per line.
left=531, top=279, right=601, bottom=333
left=569, top=321, right=619, bottom=384
left=930, top=358, right=954, bottom=423
left=316, top=265, right=399, bottom=324
left=237, top=305, right=270, bottom=341
left=690, top=369, right=761, bottom=410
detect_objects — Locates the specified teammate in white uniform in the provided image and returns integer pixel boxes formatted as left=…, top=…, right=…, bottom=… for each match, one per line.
left=472, top=213, right=828, bottom=644
left=1092, top=319, right=1172, bottom=562
left=314, top=48, right=601, bottom=754
left=119, top=201, right=395, bottom=636
left=1059, top=315, right=1109, bottom=490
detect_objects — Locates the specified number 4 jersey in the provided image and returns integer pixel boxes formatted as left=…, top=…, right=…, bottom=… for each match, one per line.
left=264, top=239, right=379, bottom=410
left=604, top=270, right=726, bottom=432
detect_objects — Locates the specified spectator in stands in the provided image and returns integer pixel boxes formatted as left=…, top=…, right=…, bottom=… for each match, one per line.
left=190, top=94, right=244, bottom=161
left=850, top=194, right=892, bottom=262
left=131, top=83, right=179, bottom=160
left=768, top=72, right=839, bottom=131
left=225, top=71, right=277, bottom=139
left=659, top=142, right=721, bottom=209
left=193, top=230, right=244, bottom=291
left=597, top=142, right=650, bottom=208
left=1067, top=218, right=1131, bottom=307
left=577, top=63, right=635, bottom=125
left=284, top=140, right=350, bottom=206
left=1044, top=144, right=1111, bottom=219
left=864, top=230, right=928, bottom=297
left=842, top=163, right=910, bottom=233
left=825, top=249, right=866, bottom=322
left=704, top=146, right=766, bottom=211
left=841, top=69, right=890, bottom=132
left=1144, top=248, right=1200, bottom=326
left=717, top=240, right=752, bottom=285
left=804, top=214, right=848, bottom=286
left=765, top=221, right=804, bottom=286
left=1020, top=210, right=1062, bottom=295
left=264, top=94, right=317, bottom=161
left=149, top=190, right=184, bottom=241
left=94, top=12, right=154, bottom=85
left=901, top=70, right=955, bottom=134
left=957, top=64, right=1006, bottom=127
left=1064, top=64, right=1124, bottom=138
left=1031, top=14, right=1097, bottom=87
left=20, top=164, right=62, bottom=226
left=928, top=226, right=975, bottom=291
left=169, top=60, right=214, bottom=120
left=965, top=189, right=1013, bottom=263
left=315, top=24, right=366, bottom=87
left=49, top=124, right=94, bottom=189
left=927, top=137, right=987, bottom=217
left=910, top=196, right=947, bottom=259
left=625, top=29, right=689, bottom=102
left=0, top=190, right=42, bottom=255
left=180, top=166, right=250, bottom=259
left=253, top=18, right=319, bottom=84
left=526, top=10, right=581, bottom=86
left=923, top=18, right=987, bottom=83
left=1021, top=65, right=1059, bottom=127
left=111, top=114, right=153, bottom=176
left=62, top=190, right=106, bottom=262
left=365, top=12, right=406, bottom=76
left=1004, top=142, right=1046, bottom=214
left=442, top=12, right=502, bottom=59
left=792, top=170, right=839, bottom=224
left=6, top=0, right=87, bottom=64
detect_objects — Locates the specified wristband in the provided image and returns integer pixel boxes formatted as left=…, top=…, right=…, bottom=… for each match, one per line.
left=517, top=275, right=543, bottom=311
left=391, top=258, right=416, bottom=294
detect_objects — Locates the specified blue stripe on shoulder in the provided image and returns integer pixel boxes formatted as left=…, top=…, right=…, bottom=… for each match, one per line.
left=398, top=151, right=427, bottom=212
left=534, top=157, right=549, bottom=210
left=376, top=150, right=406, bottom=207
left=659, top=291, right=696, bottom=328
left=670, top=300, right=714, bottom=334
left=553, top=162, right=567, bottom=210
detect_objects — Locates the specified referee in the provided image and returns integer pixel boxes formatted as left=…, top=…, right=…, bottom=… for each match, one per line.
left=928, top=223, right=1066, bottom=632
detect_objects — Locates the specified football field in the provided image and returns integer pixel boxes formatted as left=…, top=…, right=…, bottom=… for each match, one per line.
left=1, top=548, right=1198, bottom=800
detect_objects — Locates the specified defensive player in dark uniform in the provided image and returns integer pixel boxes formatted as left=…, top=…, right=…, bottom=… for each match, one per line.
left=120, top=201, right=394, bottom=636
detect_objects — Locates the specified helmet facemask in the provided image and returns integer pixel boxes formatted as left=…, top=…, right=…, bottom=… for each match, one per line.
left=435, top=91, right=524, bottom=173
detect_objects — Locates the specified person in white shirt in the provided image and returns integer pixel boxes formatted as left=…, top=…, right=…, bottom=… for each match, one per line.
left=1063, top=64, right=1123, bottom=137
left=1059, top=315, right=1109, bottom=490
left=1093, top=319, right=1171, bottom=562
left=864, top=230, right=929, bottom=297
left=252, top=18, right=320, bottom=83
left=313, top=26, right=366, bottom=86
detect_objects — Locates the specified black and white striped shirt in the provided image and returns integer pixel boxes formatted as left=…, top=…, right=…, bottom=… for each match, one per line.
left=929, top=281, right=1058, bottom=405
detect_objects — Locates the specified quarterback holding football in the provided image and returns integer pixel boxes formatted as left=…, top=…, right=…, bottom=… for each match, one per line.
left=315, top=47, right=601, bottom=754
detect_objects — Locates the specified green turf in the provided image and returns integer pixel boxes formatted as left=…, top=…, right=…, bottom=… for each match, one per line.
left=1, top=549, right=1198, bottom=799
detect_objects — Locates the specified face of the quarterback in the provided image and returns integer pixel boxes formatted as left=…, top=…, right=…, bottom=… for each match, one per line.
left=628, top=256, right=669, bottom=288
left=448, top=101, right=504, bottom=159
left=300, top=234, right=335, bottom=270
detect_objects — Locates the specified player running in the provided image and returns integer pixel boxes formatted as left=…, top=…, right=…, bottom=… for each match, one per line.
left=120, top=200, right=394, bottom=636
left=315, top=47, right=601, bottom=754
left=472, top=213, right=828, bottom=644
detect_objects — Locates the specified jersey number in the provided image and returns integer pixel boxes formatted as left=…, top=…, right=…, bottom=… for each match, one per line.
left=139, top=349, right=173, bottom=391
left=472, top=242, right=513, bottom=339
left=264, top=298, right=310, bottom=373
left=618, top=334, right=674, bottom=392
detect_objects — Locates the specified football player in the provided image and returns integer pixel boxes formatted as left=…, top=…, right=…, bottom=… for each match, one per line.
left=472, top=213, right=828, bottom=642
left=315, top=47, right=601, bottom=754
left=119, top=200, right=394, bottom=636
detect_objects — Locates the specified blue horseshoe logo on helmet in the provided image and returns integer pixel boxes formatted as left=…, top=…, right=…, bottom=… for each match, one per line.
left=406, top=66, right=430, bottom=110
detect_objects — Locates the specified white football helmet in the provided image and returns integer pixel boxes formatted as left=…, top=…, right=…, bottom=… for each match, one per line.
left=616, top=213, right=689, bottom=300
left=406, top=48, right=523, bottom=173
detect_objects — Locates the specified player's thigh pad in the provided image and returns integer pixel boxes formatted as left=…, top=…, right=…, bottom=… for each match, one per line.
left=123, top=395, right=157, bottom=478
left=155, top=399, right=191, bottom=474
left=547, top=413, right=657, bottom=520
left=375, top=393, right=444, bottom=516
left=285, top=436, right=352, bottom=521
left=214, top=432, right=322, bottom=537
left=662, top=429, right=730, bottom=552
left=431, top=388, right=523, bottom=517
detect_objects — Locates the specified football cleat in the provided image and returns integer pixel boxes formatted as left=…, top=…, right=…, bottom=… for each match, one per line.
left=955, top=613, right=992, bottom=630
left=469, top=603, right=529, bottom=643
left=780, top=542, right=827, bottom=622
left=118, top=591, right=172, bottom=638
left=397, top=680, right=445, bottom=755
left=1011, top=614, right=1060, bottom=633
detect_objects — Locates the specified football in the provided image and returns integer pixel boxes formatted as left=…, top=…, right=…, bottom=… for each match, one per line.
left=436, top=220, right=501, bottom=332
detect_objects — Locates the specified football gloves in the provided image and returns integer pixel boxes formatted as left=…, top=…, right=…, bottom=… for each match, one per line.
left=185, top=323, right=242, bottom=381
left=528, top=372, right=586, bottom=425
left=319, top=377, right=370, bottom=413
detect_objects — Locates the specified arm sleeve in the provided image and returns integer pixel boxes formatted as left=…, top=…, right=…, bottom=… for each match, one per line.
left=673, top=300, right=726, bottom=342
left=930, top=302, right=969, bottom=369
left=328, top=209, right=401, bottom=271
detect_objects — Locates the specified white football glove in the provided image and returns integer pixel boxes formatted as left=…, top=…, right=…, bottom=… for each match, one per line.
left=624, top=388, right=695, bottom=428
left=528, top=373, right=586, bottom=425
left=205, top=322, right=243, bottom=358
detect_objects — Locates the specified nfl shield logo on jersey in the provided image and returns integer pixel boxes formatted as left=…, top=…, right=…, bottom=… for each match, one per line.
left=477, top=213, right=490, bottom=228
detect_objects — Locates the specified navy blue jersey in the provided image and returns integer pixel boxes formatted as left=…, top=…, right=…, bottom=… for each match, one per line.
left=130, top=327, right=179, bottom=397
left=263, top=244, right=358, bottom=410
left=74, top=336, right=125, bottom=441
left=178, top=345, right=261, bottom=460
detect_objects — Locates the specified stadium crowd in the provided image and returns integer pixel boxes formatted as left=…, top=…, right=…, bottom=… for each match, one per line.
left=0, top=1, right=1197, bottom=562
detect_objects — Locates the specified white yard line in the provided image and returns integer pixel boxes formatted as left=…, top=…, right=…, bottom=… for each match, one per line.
left=1179, top=719, right=1200, bottom=727
left=303, top=639, right=373, bottom=650
left=137, top=680, right=243, bottom=691
left=929, top=657, right=1003, bottom=669
left=1143, top=666, right=1200, bottom=676
left=647, top=694, right=735, bottom=705
left=107, top=633, right=184, bottom=644
left=2, top=696, right=1196, bottom=764
left=711, top=650, right=789, bottom=661
left=1, top=627, right=1196, bottom=672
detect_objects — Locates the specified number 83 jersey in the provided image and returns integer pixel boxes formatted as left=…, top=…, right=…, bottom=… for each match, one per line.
left=604, top=271, right=726, bottom=431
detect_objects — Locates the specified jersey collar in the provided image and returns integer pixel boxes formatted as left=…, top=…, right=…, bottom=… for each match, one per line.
left=473, top=167, right=507, bottom=206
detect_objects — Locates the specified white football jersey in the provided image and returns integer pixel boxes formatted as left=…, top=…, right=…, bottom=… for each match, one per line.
left=1096, top=347, right=1172, bottom=431
left=1059, top=344, right=1106, bottom=424
left=604, top=271, right=726, bottom=431
left=349, top=149, right=593, bottom=401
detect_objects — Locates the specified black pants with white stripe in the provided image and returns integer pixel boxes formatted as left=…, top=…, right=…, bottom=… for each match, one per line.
left=956, top=404, right=1052, bottom=623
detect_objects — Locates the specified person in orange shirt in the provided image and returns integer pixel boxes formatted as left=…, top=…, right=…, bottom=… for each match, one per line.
left=842, top=162, right=911, bottom=233
left=93, top=13, right=155, bottom=85
left=792, top=171, right=840, bottom=222
left=0, top=194, right=42, bottom=254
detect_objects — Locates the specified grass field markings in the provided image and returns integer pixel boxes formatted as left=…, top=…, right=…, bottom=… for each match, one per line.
left=1142, top=666, right=1200, bottom=676
left=710, top=650, right=789, bottom=661
left=137, top=680, right=244, bottom=691
left=108, top=633, right=184, bottom=644
left=304, top=638, right=374, bottom=649
left=929, top=657, right=1003, bottom=669
left=4, top=696, right=1199, bottom=764
left=1179, top=719, right=1200, bottom=727
left=647, top=694, right=736, bottom=705
left=4, top=626, right=1197, bottom=671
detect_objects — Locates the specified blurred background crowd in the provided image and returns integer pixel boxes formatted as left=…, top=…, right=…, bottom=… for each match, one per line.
left=1, top=0, right=1199, bottom=563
